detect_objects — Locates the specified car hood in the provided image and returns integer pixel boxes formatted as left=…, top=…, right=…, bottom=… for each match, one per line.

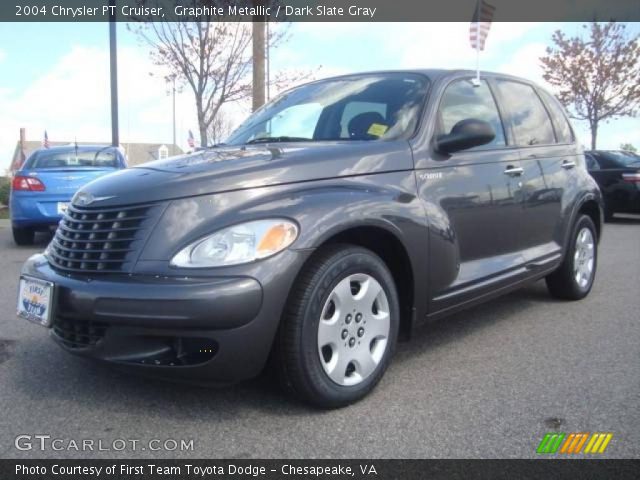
left=77, top=141, right=412, bottom=207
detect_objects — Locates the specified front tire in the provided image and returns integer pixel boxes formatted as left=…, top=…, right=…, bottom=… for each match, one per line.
left=12, top=226, right=35, bottom=246
left=277, top=244, right=399, bottom=408
left=545, top=215, right=598, bottom=300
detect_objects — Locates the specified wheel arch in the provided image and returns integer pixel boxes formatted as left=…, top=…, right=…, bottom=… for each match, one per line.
left=311, top=224, right=416, bottom=340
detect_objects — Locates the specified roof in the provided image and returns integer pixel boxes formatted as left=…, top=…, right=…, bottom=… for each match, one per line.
left=11, top=141, right=183, bottom=171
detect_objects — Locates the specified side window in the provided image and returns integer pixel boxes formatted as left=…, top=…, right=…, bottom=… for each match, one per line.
left=495, top=80, right=555, bottom=146
left=268, top=103, right=322, bottom=139
left=539, top=90, right=574, bottom=144
left=585, top=154, right=599, bottom=170
left=438, top=79, right=506, bottom=147
left=340, top=101, right=387, bottom=138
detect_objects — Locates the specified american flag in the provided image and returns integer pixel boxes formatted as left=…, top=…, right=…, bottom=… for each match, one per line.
left=187, top=130, right=195, bottom=149
left=470, top=0, right=495, bottom=51
left=43, top=130, right=50, bottom=148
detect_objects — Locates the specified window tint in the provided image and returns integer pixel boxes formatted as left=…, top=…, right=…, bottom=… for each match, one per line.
left=585, top=154, right=599, bottom=170
left=495, top=80, right=555, bottom=146
left=340, top=101, right=387, bottom=138
left=539, top=90, right=574, bottom=143
left=597, top=151, right=640, bottom=168
left=438, top=79, right=506, bottom=147
left=27, top=148, right=119, bottom=169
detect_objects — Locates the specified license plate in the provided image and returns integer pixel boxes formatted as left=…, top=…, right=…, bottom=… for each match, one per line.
left=17, top=276, right=55, bottom=327
left=57, top=202, right=69, bottom=215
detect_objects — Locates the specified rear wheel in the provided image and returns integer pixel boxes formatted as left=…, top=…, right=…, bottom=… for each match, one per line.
left=546, top=215, right=597, bottom=300
left=12, top=227, right=35, bottom=246
left=277, top=245, right=399, bottom=408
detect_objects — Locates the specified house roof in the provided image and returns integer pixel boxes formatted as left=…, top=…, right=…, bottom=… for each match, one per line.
left=11, top=141, right=183, bottom=171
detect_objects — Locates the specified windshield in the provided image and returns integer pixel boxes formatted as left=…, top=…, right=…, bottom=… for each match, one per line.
left=600, top=151, right=640, bottom=167
left=226, top=73, right=429, bottom=146
left=25, top=147, right=120, bottom=169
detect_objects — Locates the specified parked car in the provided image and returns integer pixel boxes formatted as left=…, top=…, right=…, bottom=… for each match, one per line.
left=18, top=71, right=603, bottom=407
left=585, top=150, right=640, bottom=221
left=10, top=145, right=127, bottom=245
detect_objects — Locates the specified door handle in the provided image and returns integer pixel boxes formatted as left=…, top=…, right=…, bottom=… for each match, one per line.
left=504, top=166, right=524, bottom=177
left=561, top=159, right=576, bottom=170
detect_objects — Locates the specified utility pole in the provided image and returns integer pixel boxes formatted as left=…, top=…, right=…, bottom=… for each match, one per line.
left=109, top=0, right=119, bottom=146
left=252, top=1, right=266, bottom=112
left=167, top=74, right=177, bottom=155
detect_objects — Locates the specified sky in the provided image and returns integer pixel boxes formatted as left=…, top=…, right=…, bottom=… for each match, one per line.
left=1, top=21, right=639, bottom=170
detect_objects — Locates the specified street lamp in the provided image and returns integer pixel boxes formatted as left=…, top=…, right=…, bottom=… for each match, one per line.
left=109, top=0, right=119, bottom=147
left=166, top=74, right=177, bottom=155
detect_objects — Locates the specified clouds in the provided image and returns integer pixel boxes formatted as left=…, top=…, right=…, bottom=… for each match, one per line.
left=0, top=43, right=200, bottom=169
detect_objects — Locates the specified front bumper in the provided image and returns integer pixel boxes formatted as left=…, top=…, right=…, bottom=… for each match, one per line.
left=21, top=250, right=311, bottom=384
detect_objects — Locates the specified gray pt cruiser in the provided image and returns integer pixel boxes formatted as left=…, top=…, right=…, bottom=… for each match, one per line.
left=18, top=70, right=603, bottom=407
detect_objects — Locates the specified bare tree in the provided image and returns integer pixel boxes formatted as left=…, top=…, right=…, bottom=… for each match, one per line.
left=207, top=110, right=235, bottom=145
left=132, top=20, right=253, bottom=146
left=540, top=22, right=640, bottom=150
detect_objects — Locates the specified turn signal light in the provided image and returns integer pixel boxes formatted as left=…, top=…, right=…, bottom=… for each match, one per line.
left=12, top=176, right=46, bottom=191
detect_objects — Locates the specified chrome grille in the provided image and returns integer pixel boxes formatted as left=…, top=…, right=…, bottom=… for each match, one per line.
left=48, top=203, right=157, bottom=273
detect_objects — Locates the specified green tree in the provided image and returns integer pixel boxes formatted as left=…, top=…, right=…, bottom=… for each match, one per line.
left=541, top=22, right=640, bottom=150
left=620, top=143, right=637, bottom=153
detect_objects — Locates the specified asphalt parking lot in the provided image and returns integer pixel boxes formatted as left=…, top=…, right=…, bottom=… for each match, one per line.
left=0, top=218, right=638, bottom=459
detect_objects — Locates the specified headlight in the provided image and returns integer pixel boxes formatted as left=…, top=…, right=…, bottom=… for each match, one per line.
left=170, top=219, right=299, bottom=268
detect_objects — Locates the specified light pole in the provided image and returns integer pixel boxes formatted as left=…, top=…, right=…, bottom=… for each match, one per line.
left=109, top=0, right=119, bottom=147
left=166, top=74, right=177, bottom=155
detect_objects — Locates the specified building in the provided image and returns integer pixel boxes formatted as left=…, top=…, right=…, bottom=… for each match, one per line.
left=10, top=129, right=182, bottom=172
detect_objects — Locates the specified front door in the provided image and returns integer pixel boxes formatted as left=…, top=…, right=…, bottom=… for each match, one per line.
left=415, top=78, right=524, bottom=313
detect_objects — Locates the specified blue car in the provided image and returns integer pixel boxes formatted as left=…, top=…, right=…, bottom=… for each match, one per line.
left=10, top=145, right=126, bottom=245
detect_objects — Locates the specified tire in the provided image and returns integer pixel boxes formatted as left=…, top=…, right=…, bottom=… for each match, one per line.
left=277, top=244, right=400, bottom=408
left=545, top=215, right=598, bottom=300
left=12, top=226, right=35, bottom=246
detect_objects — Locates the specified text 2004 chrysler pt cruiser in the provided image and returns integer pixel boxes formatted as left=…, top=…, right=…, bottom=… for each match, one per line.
left=19, top=70, right=603, bottom=407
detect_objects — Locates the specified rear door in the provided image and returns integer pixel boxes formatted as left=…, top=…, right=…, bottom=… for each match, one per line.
left=492, top=80, right=575, bottom=263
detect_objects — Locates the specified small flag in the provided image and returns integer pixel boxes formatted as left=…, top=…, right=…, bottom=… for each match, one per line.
left=187, top=130, right=195, bottom=149
left=43, top=130, right=50, bottom=148
left=470, top=0, right=495, bottom=51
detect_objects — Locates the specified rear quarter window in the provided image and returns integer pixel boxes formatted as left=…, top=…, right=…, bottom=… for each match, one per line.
left=539, top=90, right=574, bottom=144
left=495, top=80, right=555, bottom=146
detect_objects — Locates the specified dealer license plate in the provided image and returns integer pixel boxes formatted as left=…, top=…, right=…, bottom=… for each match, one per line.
left=17, top=275, right=54, bottom=327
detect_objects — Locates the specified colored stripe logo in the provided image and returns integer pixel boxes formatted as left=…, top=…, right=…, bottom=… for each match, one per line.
left=537, top=433, right=613, bottom=454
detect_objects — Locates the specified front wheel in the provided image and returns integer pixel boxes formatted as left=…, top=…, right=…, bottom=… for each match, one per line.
left=546, top=215, right=598, bottom=300
left=277, top=245, right=399, bottom=408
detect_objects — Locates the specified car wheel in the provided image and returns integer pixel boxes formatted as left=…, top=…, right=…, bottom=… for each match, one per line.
left=12, top=227, right=35, bottom=246
left=546, top=215, right=597, bottom=300
left=277, top=244, right=399, bottom=408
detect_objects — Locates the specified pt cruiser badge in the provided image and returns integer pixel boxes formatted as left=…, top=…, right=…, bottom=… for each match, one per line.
left=19, top=70, right=603, bottom=407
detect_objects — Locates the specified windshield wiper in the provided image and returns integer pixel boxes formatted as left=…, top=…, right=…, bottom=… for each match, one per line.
left=246, top=136, right=312, bottom=145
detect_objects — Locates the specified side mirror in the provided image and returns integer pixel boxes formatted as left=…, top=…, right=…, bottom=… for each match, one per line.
left=435, top=119, right=495, bottom=154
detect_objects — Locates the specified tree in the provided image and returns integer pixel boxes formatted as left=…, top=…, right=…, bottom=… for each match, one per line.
left=620, top=143, right=637, bottom=153
left=133, top=20, right=254, bottom=146
left=132, top=2, right=308, bottom=147
left=207, top=110, right=235, bottom=145
left=540, top=22, right=640, bottom=150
